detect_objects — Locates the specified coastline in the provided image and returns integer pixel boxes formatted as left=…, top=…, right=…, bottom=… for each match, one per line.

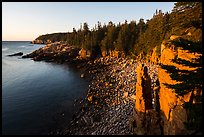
left=3, top=2, right=202, bottom=135
left=63, top=56, right=158, bottom=135
left=22, top=43, right=159, bottom=135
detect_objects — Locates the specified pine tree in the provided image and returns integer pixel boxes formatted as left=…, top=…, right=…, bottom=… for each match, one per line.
left=115, top=20, right=131, bottom=56
left=128, top=21, right=137, bottom=55
left=101, top=21, right=118, bottom=54
left=170, top=2, right=202, bottom=34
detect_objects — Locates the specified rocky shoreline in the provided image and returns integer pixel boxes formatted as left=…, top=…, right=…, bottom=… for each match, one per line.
left=23, top=41, right=201, bottom=135
left=22, top=43, right=159, bottom=135
left=53, top=57, right=158, bottom=135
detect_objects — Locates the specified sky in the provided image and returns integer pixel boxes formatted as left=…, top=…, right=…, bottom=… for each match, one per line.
left=2, top=2, right=175, bottom=41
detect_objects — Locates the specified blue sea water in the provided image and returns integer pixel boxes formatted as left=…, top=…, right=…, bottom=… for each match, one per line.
left=2, top=41, right=90, bottom=135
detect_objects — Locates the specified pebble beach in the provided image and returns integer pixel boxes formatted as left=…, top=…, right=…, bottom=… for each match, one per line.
left=60, top=56, right=159, bottom=135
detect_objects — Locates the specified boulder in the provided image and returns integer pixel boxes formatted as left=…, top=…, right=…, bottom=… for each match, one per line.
left=69, top=48, right=80, bottom=58
left=7, top=52, right=23, bottom=56
left=123, top=92, right=128, bottom=98
left=170, top=35, right=180, bottom=41
left=31, top=39, right=44, bottom=44
left=80, top=73, right=85, bottom=78
left=79, top=48, right=91, bottom=59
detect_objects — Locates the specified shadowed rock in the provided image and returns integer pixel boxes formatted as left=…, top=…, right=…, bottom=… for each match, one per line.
left=7, top=52, right=23, bottom=56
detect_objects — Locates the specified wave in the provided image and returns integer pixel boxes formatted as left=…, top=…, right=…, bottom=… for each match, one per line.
left=20, top=46, right=26, bottom=48
left=2, top=48, right=9, bottom=51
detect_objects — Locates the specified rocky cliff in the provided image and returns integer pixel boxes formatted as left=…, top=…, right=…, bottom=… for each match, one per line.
left=158, top=36, right=201, bottom=135
left=134, top=63, right=161, bottom=135
left=134, top=33, right=202, bottom=135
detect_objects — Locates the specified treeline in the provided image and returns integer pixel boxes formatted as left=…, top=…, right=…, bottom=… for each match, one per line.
left=35, top=2, right=201, bottom=58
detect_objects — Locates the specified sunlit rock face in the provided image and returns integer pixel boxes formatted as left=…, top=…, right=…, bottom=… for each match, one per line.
left=158, top=38, right=201, bottom=135
left=149, top=47, right=158, bottom=64
left=133, top=34, right=202, bottom=135
left=158, top=42, right=182, bottom=135
left=134, top=64, right=146, bottom=135
left=134, top=64, right=161, bottom=135
left=135, top=64, right=145, bottom=113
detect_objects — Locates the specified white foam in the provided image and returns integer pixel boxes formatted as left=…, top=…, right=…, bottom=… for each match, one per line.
left=2, top=48, right=9, bottom=51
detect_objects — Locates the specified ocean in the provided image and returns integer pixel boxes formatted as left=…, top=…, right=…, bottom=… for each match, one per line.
left=2, top=41, right=90, bottom=135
